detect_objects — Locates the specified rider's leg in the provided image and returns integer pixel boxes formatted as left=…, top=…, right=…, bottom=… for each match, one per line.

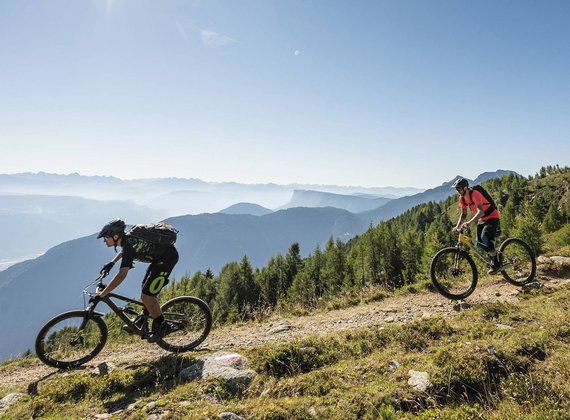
left=141, top=247, right=179, bottom=340
left=480, top=219, right=501, bottom=272
left=141, top=293, right=162, bottom=318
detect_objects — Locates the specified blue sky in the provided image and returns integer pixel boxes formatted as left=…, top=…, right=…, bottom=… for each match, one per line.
left=0, top=0, right=568, bottom=189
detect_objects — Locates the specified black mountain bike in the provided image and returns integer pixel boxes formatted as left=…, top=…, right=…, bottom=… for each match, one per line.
left=35, top=273, right=212, bottom=369
left=430, top=229, right=536, bottom=300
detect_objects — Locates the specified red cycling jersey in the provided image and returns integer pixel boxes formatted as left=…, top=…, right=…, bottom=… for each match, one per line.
left=459, top=189, right=500, bottom=221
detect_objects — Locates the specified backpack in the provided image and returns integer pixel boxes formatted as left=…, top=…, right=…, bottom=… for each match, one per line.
left=125, top=222, right=178, bottom=247
left=461, top=185, right=497, bottom=217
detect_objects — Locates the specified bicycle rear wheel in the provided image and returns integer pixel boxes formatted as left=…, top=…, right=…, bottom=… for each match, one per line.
left=499, top=238, right=536, bottom=286
left=430, top=247, right=478, bottom=300
left=35, top=311, right=108, bottom=369
left=157, top=296, right=212, bottom=353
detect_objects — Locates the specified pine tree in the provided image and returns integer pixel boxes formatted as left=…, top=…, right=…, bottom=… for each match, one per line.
left=512, top=208, right=544, bottom=255
left=542, top=202, right=562, bottom=233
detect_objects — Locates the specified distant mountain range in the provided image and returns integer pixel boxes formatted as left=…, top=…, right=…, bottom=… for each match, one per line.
left=0, top=169, right=515, bottom=361
left=279, top=190, right=393, bottom=213
left=0, top=172, right=421, bottom=215
left=220, top=203, right=273, bottom=216
left=0, top=173, right=421, bottom=267
left=0, top=194, right=165, bottom=264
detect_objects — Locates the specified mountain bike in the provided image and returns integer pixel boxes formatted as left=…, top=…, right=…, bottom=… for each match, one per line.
left=35, top=273, right=212, bottom=369
left=430, top=228, right=536, bottom=300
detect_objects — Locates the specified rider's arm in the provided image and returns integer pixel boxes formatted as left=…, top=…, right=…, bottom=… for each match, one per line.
left=100, top=267, right=130, bottom=297
left=110, top=251, right=123, bottom=265
left=454, top=208, right=468, bottom=230
left=463, top=204, right=484, bottom=227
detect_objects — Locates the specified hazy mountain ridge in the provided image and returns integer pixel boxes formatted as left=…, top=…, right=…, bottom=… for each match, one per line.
left=0, top=194, right=165, bottom=261
left=279, top=189, right=393, bottom=213
left=220, top=203, right=273, bottom=216
left=0, top=172, right=420, bottom=214
left=0, top=173, right=419, bottom=266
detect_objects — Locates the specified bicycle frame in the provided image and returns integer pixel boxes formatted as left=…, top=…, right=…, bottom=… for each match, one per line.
left=456, top=232, right=495, bottom=267
left=83, top=276, right=151, bottom=338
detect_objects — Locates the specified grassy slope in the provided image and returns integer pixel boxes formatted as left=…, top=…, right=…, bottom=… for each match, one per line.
left=3, top=283, right=570, bottom=419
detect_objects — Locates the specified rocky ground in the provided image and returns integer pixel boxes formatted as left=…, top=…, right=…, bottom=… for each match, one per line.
left=1, top=257, right=569, bottom=392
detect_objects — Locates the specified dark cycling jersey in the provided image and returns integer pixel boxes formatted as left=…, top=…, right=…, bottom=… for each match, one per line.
left=120, top=236, right=170, bottom=268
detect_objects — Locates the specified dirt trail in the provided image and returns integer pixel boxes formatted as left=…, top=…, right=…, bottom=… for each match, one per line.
left=2, top=272, right=569, bottom=390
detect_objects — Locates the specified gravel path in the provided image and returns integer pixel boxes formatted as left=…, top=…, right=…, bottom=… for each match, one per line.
left=2, top=271, right=568, bottom=391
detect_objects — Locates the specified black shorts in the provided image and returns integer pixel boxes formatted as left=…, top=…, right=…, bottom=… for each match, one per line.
left=141, top=246, right=179, bottom=296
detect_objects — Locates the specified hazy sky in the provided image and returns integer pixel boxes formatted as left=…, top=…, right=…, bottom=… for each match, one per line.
left=1, top=1, right=568, bottom=189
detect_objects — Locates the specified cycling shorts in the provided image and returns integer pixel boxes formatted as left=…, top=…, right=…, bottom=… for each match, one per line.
left=141, top=246, right=179, bottom=296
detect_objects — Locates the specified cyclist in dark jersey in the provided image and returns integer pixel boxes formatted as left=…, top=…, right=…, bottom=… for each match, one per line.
left=451, top=178, right=506, bottom=274
left=96, top=219, right=179, bottom=342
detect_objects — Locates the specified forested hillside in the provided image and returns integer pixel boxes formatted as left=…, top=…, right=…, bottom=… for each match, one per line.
left=162, top=166, right=569, bottom=324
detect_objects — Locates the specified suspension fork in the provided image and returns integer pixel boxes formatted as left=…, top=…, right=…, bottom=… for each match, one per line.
left=453, top=243, right=463, bottom=269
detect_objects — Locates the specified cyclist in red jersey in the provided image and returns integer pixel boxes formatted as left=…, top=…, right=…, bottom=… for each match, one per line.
left=451, top=178, right=505, bottom=274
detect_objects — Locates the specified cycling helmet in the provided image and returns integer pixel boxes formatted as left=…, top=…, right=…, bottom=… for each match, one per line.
left=452, top=178, right=469, bottom=191
left=97, top=218, right=126, bottom=239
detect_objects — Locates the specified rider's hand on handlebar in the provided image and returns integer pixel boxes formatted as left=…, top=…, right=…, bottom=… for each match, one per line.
left=100, top=261, right=115, bottom=275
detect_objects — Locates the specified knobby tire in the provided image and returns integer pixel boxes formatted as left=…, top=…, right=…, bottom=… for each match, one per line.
left=499, top=237, right=537, bottom=286
left=430, top=247, right=478, bottom=300
left=35, top=310, right=108, bottom=369
left=156, top=296, right=212, bottom=353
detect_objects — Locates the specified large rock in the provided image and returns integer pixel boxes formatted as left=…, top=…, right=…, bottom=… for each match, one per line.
left=0, top=393, right=25, bottom=416
left=179, top=352, right=256, bottom=393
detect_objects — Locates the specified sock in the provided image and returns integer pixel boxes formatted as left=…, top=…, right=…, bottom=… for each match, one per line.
left=154, top=314, right=166, bottom=325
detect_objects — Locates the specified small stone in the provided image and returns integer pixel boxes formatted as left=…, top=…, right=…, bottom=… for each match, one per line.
left=92, top=362, right=116, bottom=376
left=384, top=316, right=395, bottom=323
left=408, top=370, right=432, bottom=392
left=495, top=323, right=514, bottom=330
left=453, top=302, right=472, bottom=311
left=267, top=321, right=293, bottom=334
left=144, top=401, right=156, bottom=411
left=219, top=412, right=245, bottom=420
left=388, top=360, right=400, bottom=372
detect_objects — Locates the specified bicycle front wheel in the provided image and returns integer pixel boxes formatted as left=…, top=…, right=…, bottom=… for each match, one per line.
left=430, top=247, right=478, bottom=300
left=35, top=311, right=108, bottom=369
left=499, top=238, right=536, bottom=286
left=157, top=296, right=212, bottom=353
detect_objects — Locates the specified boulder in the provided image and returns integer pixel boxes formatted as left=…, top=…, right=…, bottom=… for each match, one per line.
left=179, top=352, right=256, bottom=393
left=0, top=393, right=25, bottom=416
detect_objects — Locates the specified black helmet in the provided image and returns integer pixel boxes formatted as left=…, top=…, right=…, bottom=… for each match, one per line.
left=452, top=178, right=468, bottom=191
left=97, top=219, right=126, bottom=239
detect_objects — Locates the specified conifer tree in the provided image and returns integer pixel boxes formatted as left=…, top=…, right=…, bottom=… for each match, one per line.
left=542, top=202, right=562, bottom=233
left=512, top=207, right=544, bottom=255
